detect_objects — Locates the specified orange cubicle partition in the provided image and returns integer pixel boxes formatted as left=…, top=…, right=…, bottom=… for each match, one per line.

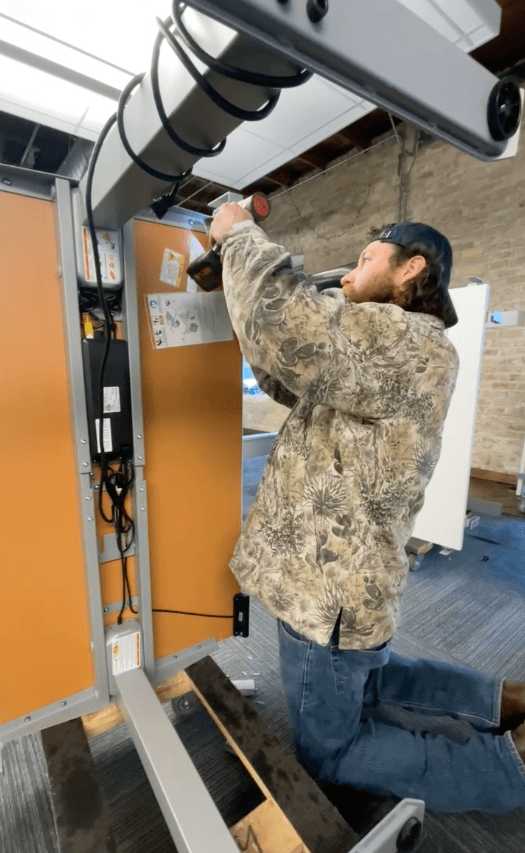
left=0, top=190, right=94, bottom=726
left=133, top=219, right=242, bottom=660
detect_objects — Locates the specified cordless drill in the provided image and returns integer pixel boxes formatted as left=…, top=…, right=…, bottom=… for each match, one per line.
left=186, top=192, right=271, bottom=292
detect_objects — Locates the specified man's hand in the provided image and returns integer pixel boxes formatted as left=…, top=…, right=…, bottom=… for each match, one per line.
left=209, top=203, right=253, bottom=245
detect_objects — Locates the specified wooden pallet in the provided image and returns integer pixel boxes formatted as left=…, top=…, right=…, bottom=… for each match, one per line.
left=81, top=656, right=359, bottom=853
left=185, top=656, right=358, bottom=853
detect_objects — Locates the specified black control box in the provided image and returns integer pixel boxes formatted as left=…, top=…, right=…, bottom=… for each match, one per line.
left=233, top=593, right=250, bottom=637
left=82, top=336, right=133, bottom=462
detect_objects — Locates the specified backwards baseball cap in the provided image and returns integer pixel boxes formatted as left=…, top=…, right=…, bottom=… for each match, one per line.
left=377, top=222, right=458, bottom=328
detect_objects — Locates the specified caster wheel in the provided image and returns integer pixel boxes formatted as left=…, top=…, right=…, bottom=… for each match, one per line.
left=172, top=692, right=198, bottom=716
left=487, top=77, right=521, bottom=141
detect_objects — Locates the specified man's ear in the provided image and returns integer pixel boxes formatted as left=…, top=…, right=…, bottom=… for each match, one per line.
left=401, top=254, right=426, bottom=282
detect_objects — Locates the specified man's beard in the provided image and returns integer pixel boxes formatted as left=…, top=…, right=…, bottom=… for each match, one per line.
left=345, top=272, right=399, bottom=305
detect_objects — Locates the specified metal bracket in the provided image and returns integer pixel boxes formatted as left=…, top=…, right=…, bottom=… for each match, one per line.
left=98, top=532, right=136, bottom=564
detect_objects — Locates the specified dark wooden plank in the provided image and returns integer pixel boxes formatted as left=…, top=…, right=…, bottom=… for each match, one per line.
left=470, top=468, right=517, bottom=486
left=186, top=656, right=359, bottom=853
left=41, top=718, right=117, bottom=853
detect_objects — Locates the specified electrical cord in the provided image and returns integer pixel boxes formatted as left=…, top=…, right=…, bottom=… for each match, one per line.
left=82, top=0, right=311, bottom=621
left=153, top=609, right=233, bottom=618
left=84, top=114, right=137, bottom=623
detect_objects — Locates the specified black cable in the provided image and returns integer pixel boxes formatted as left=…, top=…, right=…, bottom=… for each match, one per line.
left=156, top=15, right=280, bottom=122
left=116, top=72, right=194, bottom=182
left=172, top=2, right=312, bottom=90
left=153, top=608, right=233, bottom=618
left=84, top=112, right=137, bottom=619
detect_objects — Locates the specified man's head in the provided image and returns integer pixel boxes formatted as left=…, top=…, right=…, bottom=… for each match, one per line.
left=341, top=221, right=458, bottom=328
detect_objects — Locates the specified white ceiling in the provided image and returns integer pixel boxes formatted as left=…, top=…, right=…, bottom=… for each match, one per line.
left=0, top=0, right=501, bottom=186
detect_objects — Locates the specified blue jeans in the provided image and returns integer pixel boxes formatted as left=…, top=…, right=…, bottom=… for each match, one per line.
left=278, top=618, right=525, bottom=812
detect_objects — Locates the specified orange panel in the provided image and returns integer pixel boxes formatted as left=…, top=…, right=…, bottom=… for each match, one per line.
left=133, top=220, right=242, bottom=659
left=0, top=191, right=94, bottom=725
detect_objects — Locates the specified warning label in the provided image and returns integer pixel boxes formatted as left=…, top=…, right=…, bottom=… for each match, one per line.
left=112, top=632, right=141, bottom=675
left=82, top=227, right=121, bottom=286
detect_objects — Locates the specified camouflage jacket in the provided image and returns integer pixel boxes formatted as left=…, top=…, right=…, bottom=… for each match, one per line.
left=221, top=222, right=459, bottom=649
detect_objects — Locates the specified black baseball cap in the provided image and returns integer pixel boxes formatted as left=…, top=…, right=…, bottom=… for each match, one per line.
left=376, top=222, right=458, bottom=328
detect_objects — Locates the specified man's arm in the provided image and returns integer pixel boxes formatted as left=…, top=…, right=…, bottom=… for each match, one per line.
left=250, top=366, right=299, bottom=409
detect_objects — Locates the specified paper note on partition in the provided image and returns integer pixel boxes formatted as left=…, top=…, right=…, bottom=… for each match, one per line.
left=146, top=292, right=233, bottom=349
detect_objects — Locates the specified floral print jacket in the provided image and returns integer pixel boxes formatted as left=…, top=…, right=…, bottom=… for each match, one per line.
left=220, top=222, right=459, bottom=649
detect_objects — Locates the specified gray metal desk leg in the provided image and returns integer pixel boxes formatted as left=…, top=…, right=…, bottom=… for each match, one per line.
left=115, top=667, right=239, bottom=853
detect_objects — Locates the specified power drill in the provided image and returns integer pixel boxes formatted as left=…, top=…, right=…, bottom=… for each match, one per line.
left=186, top=192, right=271, bottom=292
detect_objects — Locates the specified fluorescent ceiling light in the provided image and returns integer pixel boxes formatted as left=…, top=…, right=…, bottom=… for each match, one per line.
left=0, top=16, right=132, bottom=89
left=0, top=0, right=172, bottom=72
left=0, top=52, right=116, bottom=139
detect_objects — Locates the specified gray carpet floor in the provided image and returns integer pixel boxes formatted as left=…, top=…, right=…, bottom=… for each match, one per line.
left=1, top=458, right=524, bottom=853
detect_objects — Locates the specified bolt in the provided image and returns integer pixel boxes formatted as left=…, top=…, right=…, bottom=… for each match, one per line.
left=94, top=484, right=100, bottom=490
left=140, top=487, right=144, bottom=492
left=83, top=462, right=89, bottom=467
left=196, top=645, right=201, bottom=650
left=173, top=654, right=178, bottom=659
left=3, top=177, right=12, bottom=186
left=104, top=607, right=110, bottom=613
left=25, top=716, right=31, bottom=723
left=81, top=439, right=87, bottom=444
left=307, top=0, right=329, bottom=24
left=136, top=435, right=142, bottom=440
left=86, top=496, right=92, bottom=501
left=138, top=456, right=143, bottom=461
left=141, top=507, right=145, bottom=512
left=60, top=701, right=67, bottom=708
left=87, top=517, right=93, bottom=522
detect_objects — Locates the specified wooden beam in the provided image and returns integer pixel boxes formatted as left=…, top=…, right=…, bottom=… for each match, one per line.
left=470, top=468, right=517, bottom=486
left=41, top=719, right=118, bottom=853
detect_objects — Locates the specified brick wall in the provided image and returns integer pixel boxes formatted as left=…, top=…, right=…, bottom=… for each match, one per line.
left=260, top=127, right=525, bottom=477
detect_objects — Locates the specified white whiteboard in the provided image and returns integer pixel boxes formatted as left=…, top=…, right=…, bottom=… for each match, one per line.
left=412, top=284, right=489, bottom=551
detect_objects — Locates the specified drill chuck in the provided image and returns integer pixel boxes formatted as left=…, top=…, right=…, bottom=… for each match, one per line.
left=186, top=192, right=271, bottom=292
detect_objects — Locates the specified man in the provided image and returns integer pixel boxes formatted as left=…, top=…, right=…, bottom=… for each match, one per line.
left=210, top=204, right=525, bottom=813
